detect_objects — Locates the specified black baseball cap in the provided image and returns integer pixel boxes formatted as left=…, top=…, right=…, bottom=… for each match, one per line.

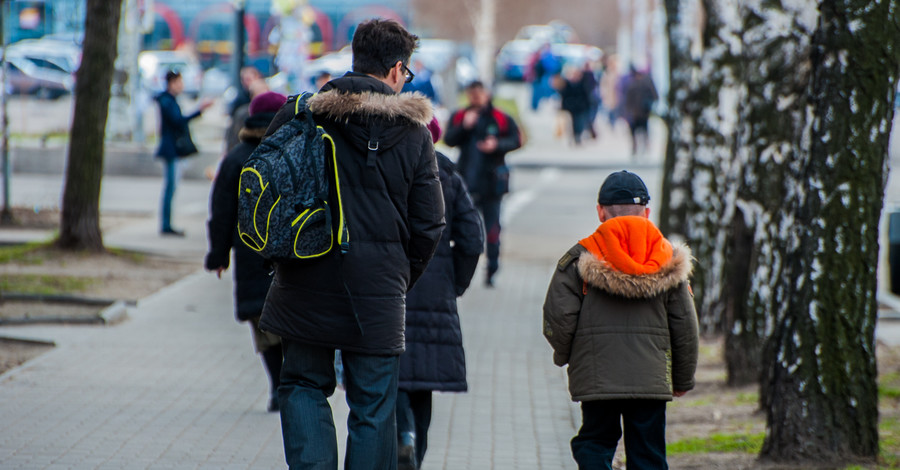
left=597, top=170, right=650, bottom=205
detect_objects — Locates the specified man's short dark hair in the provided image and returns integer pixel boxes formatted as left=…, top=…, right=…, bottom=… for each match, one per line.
left=165, top=69, right=181, bottom=84
left=465, top=80, right=485, bottom=91
left=351, top=19, right=419, bottom=78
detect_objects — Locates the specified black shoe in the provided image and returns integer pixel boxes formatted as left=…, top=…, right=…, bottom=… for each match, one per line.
left=267, top=395, right=279, bottom=413
left=161, top=228, right=186, bottom=237
left=398, top=432, right=417, bottom=470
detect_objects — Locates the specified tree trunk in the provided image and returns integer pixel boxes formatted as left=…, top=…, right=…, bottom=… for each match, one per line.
left=57, top=0, right=123, bottom=251
left=760, top=0, right=899, bottom=461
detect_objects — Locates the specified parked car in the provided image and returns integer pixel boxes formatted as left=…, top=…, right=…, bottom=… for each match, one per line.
left=496, top=39, right=540, bottom=81
left=3, top=53, right=75, bottom=99
left=515, top=21, right=577, bottom=44
left=550, top=43, right=603, bottom=69
left=138, top=50, right=202, bottom=98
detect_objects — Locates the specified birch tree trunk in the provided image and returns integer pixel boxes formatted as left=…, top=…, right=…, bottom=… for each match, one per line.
left=57, top=0, right=123, bottom=250
left=759, top=0, right=899, bottom=460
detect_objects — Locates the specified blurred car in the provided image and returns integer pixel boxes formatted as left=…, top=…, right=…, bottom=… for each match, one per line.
left=550, top=43, right=603, bottom=70
left=515, top=21, right=577, bottom=44
left=138, top=50, right=202, bottom=98
left=3, top=52, right=75, bottom=99
left=496, top=39, right=540, bottom=81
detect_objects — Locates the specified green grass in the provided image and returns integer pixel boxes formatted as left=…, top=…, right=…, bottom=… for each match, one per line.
left=0, top=240, right=52, bottom=264
left=735, top=391, right=759, bottom=406
left=666, top=432, right=765, bottom=455
left=0, top=274, right=97, bottom=296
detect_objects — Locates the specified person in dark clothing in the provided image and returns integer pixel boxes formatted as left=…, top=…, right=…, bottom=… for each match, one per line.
left=622, top=66, right=659, bottom=157
left=155, top=70, right=211, bottom=236
left=396, top=118, right=484, bottom=470
left=557, top=67, right=592, bottom=145
left=259, top=19, right=445, bottom=470
left=224, top=67, right=268, bottom=153
left=444, top=81, right=522, bottom=287
left=205, top=91, right=287, bottom=413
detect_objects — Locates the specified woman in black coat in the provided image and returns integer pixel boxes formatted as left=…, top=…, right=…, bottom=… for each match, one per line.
left=205, top=92, right=287, bottom=412
left=396, top=119, right=485, bottom=470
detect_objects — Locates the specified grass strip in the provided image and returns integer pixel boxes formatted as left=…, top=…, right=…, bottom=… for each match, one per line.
left=666, top=432, right=764, bottom=455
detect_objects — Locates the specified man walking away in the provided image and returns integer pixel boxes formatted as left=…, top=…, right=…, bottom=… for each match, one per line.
left=259, top=19, right=445, bottom=470
left=205, top=92, right=287, bottom=413
left=155, top=70, right=212, bottom=236
left=444, top=81, right=522, bottom=287
left=622, top=66, right=658, bottom=157
left=396, top=118, right=484, bottom=470
left=542, top=170, right=699, bottom=469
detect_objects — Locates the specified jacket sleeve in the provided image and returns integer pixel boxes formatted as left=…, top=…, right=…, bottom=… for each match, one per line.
left=542, top=250, right=584, bottom=366
left=442, top=110, right=470, bottom=147
left=449, top=172, right=484, bottom=296
left=159, top=94, right=201, bottom=128
left=497, top=114, right=522, bottom=154
left=406, top=133, right=446, bottom=289
left=667, top=281, right=699, bottom=392
left=204, top=153, right=241, bottom=271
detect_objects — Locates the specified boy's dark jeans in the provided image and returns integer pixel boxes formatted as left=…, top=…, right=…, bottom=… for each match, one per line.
left=278, top=339, right=399, bottom=470
left=572, top=399, right=668, bottom=470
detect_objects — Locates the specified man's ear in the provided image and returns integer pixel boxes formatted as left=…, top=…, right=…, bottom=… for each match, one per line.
left=643, top=207, right=650, bottom=219
left=596, top=205, right=606, bottom=223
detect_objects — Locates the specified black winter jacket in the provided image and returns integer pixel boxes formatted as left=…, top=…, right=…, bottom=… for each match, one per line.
left=205, top=113, right=275, bottom=322
left=399, top=153, right=484, bottom=392
left=259, top=73, right=446, bottom=355
left=444, top=103, right=521, bottom=201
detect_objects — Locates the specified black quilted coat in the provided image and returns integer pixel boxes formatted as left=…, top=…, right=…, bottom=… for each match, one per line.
left=399, top=153, right=484, bottom=392
left=259, top=73, right=446, bottom=355
left=205, top=113, right=275, bottom=322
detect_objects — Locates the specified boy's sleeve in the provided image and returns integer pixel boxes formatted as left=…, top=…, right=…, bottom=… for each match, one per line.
left=542, top=248, right=584, bottom=366
left=667, top=281, right=700, bottom=392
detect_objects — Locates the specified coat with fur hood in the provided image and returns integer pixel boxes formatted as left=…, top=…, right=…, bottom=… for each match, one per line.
left=205, top=112, right=276, bottom=322
left=542, top=216, right=699, bottom=402
left=260, top=72, right=445, bottom=355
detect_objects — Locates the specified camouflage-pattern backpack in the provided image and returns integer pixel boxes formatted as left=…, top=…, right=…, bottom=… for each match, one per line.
left=237, top=93, right=349, bottom=260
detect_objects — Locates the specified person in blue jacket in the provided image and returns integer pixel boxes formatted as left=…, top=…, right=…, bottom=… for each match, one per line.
left=155, top=70, right=211, bottom=236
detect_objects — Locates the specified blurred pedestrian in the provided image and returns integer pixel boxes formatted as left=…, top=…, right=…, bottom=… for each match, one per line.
left=205, top=91, right=287, bottom=412
left=155, top=70, right=212, bottom=236
left=622, top=66, right=658, bottom=156
left=582, top=61, right=601, bottom=139
left=402, top=58, right=439, bottom=105
left=542, top=170, right=699, bottom=469
left=529, top=43, right=561, bottom=110
left=445, top=81, right=522, bottom=287
left=259, top=19, right=445, bottom=470
left=314, top=71, right=332, bottom=91
left=396, top=118, right=484, bottom=470
left=225, top=66, right=270, bottom=153
left=557, top=66, right=591, bottom=145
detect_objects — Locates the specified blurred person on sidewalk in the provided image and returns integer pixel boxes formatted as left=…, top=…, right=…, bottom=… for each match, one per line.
left=445, top=81, right=522, bottom=287
left=259, top=19, right=445, bottom=470
left=155, top=70, right=212, bottom=236
left=542, top=171, right=699, bottom=469
left=396, top=118, right=484, bottom=470
left=205, top=91, right=287, bottom=413
left=622, top=66, right=659, bottom=157
left=556, top=66, right=592, bottom=146
left=225, top=66, right=270, bottom=153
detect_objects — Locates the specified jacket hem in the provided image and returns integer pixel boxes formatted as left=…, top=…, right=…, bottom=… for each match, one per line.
left=572, top=393, right=674, bottom=402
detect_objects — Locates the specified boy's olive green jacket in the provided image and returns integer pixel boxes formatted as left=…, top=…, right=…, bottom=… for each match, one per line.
left=543, top=242, right=699, bottom=402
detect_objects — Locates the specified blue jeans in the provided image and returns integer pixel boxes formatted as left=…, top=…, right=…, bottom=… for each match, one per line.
left=160, top=158, right=179, bottom=231
left=396, top=389, right=432, bottom=467
left=572, top=399, right=668, bottom=470
left=477, top=198, right=502, bottom=277
left=279, top=339, right=400, bottom=470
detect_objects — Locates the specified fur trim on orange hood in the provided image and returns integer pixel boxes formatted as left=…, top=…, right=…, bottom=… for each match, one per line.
left=577, top=216, right=692, bottom=298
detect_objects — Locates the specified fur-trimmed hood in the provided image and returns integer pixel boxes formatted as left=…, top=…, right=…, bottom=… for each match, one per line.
left=238, top=126, right=266, bottom=144
left=577, top=243, right=693, bottom=299
left=308, top=88, right=433, bottom=127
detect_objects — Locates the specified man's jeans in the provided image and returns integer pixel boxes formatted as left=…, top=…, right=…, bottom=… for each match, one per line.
left=571, top=399, right=668, bottom=470
left=160, top=158, right=180, bottom=231
left=477, top=197, right=502, bottom=277
left=279, top=339, right=400, bottom=470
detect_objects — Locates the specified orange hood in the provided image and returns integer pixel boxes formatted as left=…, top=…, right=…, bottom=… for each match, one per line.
left=578, top=216, right=673, bottom=276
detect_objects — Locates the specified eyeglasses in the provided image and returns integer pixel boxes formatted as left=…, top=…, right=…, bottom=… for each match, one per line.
left=403, top=64, right=415, bottom=84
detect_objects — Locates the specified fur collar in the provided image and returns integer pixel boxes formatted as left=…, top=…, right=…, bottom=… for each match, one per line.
left=308, top=90, right=433, bottom=126
left=238, top=126, right=266, bottom=143
left=577, top=244, right=693, bottom=299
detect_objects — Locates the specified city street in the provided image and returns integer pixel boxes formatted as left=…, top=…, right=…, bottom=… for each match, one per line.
left=1, top=81, right=900, bottom=468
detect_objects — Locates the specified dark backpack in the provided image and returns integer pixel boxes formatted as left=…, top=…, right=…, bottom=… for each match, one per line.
left=237, top=93, right=349, bottom=260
